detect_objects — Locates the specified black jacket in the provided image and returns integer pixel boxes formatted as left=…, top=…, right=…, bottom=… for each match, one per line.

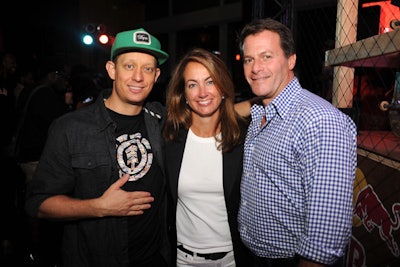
left=25, top=89, right=171, bottom=267
left=165, top=128, right=253, bottom=266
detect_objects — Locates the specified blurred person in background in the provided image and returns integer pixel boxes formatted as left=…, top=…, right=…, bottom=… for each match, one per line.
left=68, top=64, right=105, bottom=110
left=0, top=51, right=24, bottom=264
left=15, top=63, right=72, bottom=266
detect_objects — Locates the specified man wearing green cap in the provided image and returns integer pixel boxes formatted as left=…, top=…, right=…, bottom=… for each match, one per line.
left=25, top=28, right=171, bottom=267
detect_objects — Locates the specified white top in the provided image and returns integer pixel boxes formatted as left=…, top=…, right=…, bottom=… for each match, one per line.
left=176, top=128, right=233, bottom=253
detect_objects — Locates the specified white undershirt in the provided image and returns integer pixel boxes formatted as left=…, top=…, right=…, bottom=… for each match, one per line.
left=176, top=128, right=233, bottom=253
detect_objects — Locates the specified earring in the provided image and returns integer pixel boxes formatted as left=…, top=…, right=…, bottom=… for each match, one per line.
left=222, top=96, right=225, bottom=99
left=185, top=100, right=188, bottom=104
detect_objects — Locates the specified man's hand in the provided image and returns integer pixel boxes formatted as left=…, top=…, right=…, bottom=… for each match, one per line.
left=97, top=173, right=154, bottom=216
left=38, top=174, right=155, bottom=219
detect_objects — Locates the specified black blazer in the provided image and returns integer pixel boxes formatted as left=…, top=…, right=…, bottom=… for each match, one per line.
left=165, top=128, right=253, bottom=266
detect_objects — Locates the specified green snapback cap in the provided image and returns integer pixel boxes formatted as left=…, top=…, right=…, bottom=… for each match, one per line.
left=110, top=28, right=169, bottom=65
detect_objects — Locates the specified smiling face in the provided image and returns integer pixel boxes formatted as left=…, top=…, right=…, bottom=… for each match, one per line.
left=183, top=61, right=223, bottom=120
left=242, top=30, right=296, bottom=106
left=105, top=52, right=160, bottom=114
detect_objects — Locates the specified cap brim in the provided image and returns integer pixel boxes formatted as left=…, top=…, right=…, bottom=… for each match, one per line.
left=112, top=48, right=169, bottom=65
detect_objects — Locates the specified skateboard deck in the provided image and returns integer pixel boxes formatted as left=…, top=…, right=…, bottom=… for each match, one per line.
left=380, top=72, right=400, bottom=137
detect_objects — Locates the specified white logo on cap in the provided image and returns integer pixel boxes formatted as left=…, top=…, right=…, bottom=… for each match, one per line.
left=134, top=31, right=151, bottom=45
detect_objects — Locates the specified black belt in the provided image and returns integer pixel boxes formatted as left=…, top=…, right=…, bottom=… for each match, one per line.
left=177, top=245, right=228, bottom=260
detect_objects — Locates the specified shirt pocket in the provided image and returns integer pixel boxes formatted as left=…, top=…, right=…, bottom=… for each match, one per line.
left=71, top=152, right=112, bottom=198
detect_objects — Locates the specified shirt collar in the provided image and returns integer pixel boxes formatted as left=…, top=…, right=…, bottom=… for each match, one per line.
left=250, top=77, right=301, bottom=122
left=268, top=77, right=301, bottom=120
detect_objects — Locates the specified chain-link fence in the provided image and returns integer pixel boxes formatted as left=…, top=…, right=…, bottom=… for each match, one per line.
left=280, top=0, right=400, bottom=266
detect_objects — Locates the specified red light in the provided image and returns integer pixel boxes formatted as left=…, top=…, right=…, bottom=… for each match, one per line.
left=98, top=34, right=109, bottom=45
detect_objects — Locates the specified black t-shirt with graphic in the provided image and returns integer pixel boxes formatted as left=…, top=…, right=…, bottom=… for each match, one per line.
left=108, top=108, right=164, bottom=264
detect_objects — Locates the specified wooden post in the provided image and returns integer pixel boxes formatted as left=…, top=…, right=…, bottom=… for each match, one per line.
left=332, top=0, right=358, bottom=108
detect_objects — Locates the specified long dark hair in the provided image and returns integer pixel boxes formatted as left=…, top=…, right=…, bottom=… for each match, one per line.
left=163, top=48, right=245, bottom=152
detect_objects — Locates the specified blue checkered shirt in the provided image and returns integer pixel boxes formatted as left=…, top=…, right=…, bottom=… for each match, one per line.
left=238, top=77, right=357, bottom=265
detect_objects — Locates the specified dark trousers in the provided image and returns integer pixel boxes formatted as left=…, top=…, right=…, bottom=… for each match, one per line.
left=253, top=254, right=346, bottom=267
left=253, top=254, right=299, bottom=267
left=130, top=252, right=168, bottom=267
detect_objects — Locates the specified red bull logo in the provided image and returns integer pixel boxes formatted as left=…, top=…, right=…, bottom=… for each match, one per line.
left=353, top=184, right=400, bottom=257
left=347, top=236, right=366, bottom=267
left=347, top=168, right=400, bottom=267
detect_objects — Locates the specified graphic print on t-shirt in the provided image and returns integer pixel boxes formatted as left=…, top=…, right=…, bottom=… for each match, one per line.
left=116, top=132, right=153, bottom=181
